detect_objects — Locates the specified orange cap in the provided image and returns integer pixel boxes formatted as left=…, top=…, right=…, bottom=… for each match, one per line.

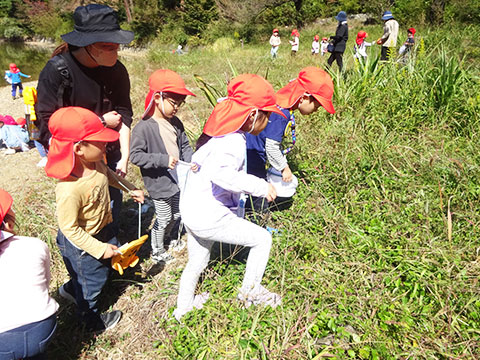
left=143, top=69, right=195, bottom=120
left=314, top=35, right=319, bottom=41
left=356, top=31, right=368, bottom=45
left=0, top=189, right=13, bottom=225
left=45, top=107, right=120, bottom=179
left=276, top=67, right=335, bottom=114
left=291, top=29, right=299, bottom=37
left=273, top=28, right=279, bottom=34
left=16, top=117, right=26, bottom=127
left=203, top=74, right=286, bottom=137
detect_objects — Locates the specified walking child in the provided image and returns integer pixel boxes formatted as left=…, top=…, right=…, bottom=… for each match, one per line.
left=246, top=67, right=335, bottom=213
left=289, top=29, right=300, bottom=56
left=320, top=37, right=329, bottom=56
left=45, top=106, right=144, bottom=331
left=399, top=27, right=416, bottom=56
left=5, top=63, right=30, bottom=100
left=312, top=35, right=320, bottom=55
left=130, top=69, right=197, bottom=264
left=174, top=74, right=285, bottom=321
left=354, top=31, right=372, bottom=61
left=269, top=28, right=281, bottom=59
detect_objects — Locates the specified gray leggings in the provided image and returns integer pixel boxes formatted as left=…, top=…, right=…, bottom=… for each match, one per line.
left=176, top=215, right=272, bottom=312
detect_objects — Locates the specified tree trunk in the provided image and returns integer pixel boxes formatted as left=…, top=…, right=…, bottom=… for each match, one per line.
left=123, top=0, right=132, bottom=22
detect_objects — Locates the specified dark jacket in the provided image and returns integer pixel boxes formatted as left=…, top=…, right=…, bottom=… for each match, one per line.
left=130, top=117, right=193, bottom=199
left=331, top=22, right=349, bottom=53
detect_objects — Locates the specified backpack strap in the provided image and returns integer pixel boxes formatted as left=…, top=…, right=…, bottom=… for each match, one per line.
left=50, top=55, right=72, bottom=108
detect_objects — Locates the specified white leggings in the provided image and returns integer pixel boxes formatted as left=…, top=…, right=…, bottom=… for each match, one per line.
left=176, top=215, right=272, bottom=313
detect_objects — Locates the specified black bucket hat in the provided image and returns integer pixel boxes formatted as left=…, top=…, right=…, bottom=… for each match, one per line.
left=61, top=4, right=134, bottom=47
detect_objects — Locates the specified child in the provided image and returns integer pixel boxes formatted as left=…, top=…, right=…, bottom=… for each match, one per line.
left=289, top=29, right=300, bottom=56
left=312, top=35, right=320, bottom=55
left=320, top=37, right=329, bottom=56
left=399, top=27, right=416, bottom=56
left=45, top=106, right=144, bottom=331
left=269, top=28, right=281, bottom=59
left=0, top=189, right=59, bottom=359
left=0, top=119, right=30, bottom=153
left=246, top=67, right=335, bottom=212
left=354, top=31, right=372, bottom=61
left=173, top=74, right=285, bottom=321
left=5, top=63, right=30, bottom=100
left=130, top=69, right=196, bottom=264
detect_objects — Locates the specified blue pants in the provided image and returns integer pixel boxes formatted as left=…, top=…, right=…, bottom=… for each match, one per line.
left=0, top=314, right=57, bottom=360
left=56, top=225, right=119, bottom=328
left=11, top=83, right=23, bottom=97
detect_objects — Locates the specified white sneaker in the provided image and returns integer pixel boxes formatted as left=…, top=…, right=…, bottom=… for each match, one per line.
left=237, top=285, right=281, bottom=309
left=152, top=251, right=175, bottom=264
left=173, top=292, right=210, bottom=322
left=5, top=149, right=15, bottom=155
left=169, top=239, right=186, bottom=252
left=36, top=157, right=47, bottom=167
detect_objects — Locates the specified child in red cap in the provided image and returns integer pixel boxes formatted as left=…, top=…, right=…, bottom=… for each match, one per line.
left=174, top=74, right=285, bottom=321
left=0, top=189, right=59, bottom=358
left=246, top=67, right=335, bottom=213
left=312, top=35, right=320, bottom=55
left=321, top=37, right=329, bottom=56
left=4, top=63, right=30, bottom=100
left=269, top=28, right=281, bottom=59
left=354, top=31, right=372, bottom=61
left=289, top=29, right=300, bottom=56
left=45, top=106, right=144, bottom=332
left=399, top=27, right=416, bottom=57
left=130, top=69, right=196, bottom=265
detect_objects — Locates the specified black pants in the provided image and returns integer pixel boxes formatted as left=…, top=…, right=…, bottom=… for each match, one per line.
left=327, top=51, right=344, bottom=71
left=381, top=46, right=394, bottom=61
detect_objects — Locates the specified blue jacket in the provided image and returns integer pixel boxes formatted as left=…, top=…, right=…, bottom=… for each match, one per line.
left=5, top=71, right=29, bottom=84
left=0, top=125, right=29, bottom=148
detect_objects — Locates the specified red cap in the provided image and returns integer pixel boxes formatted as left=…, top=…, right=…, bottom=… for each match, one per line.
left=408, top=27, right=416, bottom=35
left=273, top=28, right=279, bottom=34
left=9, top=63, right=19, bottom=73
left=203, top=74, right=286, bottom=137
left=143, top=69, right=195, bottom=120
left=314, top=35, right=319, bottom=41
left=16, top=117, right=26, bottom=127
left=356, top=31, right=368, bottom=45
left=291, top=29, right=299, bottom=37
left=0, top=189, right=13, bottom=225
left=45, top=107, right=119, bottom=179
left=276, top=67, right=335, bottom=114
left=322, top=37, right=328, bottom=41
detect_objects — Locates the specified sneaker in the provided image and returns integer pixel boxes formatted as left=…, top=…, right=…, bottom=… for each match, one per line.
left=152, top=251, right=175, bottom=264
left=173, top=292, right=210, bottom=322
left=5, top=149, right=15, bottom=155
left=169, top=239, right=186, bottom=252
left=99, top=310, right=122, bottom=331
left=59, top=283, right=77, bottom=305
left=237, top=285, right=282, bottom=309
left=36, top=157, right=47, bottom=167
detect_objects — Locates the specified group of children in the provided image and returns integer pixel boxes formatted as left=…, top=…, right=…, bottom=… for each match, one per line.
left=0, top=65, right=335, bottom=359
left=269, top=27, right=416, bottom=60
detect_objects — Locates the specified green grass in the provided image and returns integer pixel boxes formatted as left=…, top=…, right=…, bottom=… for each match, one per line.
left=11, top=23, right=480, bottom=359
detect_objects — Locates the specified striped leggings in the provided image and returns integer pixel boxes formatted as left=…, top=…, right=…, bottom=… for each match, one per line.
left=151, top=193, right=180, bottom=255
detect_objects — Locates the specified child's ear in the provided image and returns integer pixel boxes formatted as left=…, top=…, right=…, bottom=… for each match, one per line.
left=73, top=142, right=83, bottom=156
left=153, top=93, right=163, bottom=104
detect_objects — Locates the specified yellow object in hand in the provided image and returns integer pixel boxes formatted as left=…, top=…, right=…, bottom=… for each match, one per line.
left=111, top=235, right=148, bottom=275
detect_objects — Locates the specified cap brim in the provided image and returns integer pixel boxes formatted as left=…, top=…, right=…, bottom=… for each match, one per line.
left=61, top=29, right=134, bottom=47
left=0, top=189, right=13, bottom=224
left=84, top=127, right=120, bottom=142
left=311, top=94, right=335, bottom=114
left=381, top=16, right=394, bottom=20
left=261, top=105, right=287, bottom=118
left=142, top=89, right=196, bottom=120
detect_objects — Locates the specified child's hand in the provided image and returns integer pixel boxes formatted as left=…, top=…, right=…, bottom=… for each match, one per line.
left=282, top=166, right=293, bottom=183
left=102, top=243, right=119, bottom=259
left=102, top=111, right=122, bottom=128
left=168, top=156, right=178, bottom=169
left=266, top=183, right=277, bottom=202
left=376, top=38, right=383, bottom=45
left=130, top=189, right=144, bottom=204
left=191, top=163, right=199, bottom=172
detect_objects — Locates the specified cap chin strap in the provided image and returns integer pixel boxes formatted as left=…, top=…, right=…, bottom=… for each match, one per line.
left=248, top=109, right=259, bottom=133
left=160, top=92, right=166, bottom=117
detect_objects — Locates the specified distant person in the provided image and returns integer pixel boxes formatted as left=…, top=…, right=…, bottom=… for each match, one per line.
left=5, top=63, right=30, bottom=100
left=130, top=69, right=197, bottom=265
left=44, top=107, right=144, bottom=332
left=354, top=31, right=372, bottom=61
left=174, top=74, right=284, bottom=321
left=269, top=28, right=281, bottom=59
left=0, top=189, right=59, bottom=360
left=36, top=4, right=135, bottom=235
left=377, top=11, right=399, bottom=60
left=175, top=45, right=184, bottom=55
left=320, top=37, right=329, bottom=56
left=289, top=29, right=300, bottom=56
left=312, top=35, right=320, bottom=55
left=327, top=11, right=349, bottom=71
left=246, top=67, right=335, bottom=213
left=399, top=27, right=416, bottom=56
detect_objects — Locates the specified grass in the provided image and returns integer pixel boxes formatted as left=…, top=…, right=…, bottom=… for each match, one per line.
left=8, top=23, right=480, bottom=359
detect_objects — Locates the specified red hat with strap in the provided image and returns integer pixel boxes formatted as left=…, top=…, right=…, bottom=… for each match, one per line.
left=275, top=67, right=335, bottom=114
left=356, top=31, right=368, bottom=45
left=45, top=107, right=120, bottom=179
left=203, top=74, right=286, bottom=137
left=0, top=189, right=13, bottom=226
left=314, top=35, right=319, bottom=41
left=408, top=27, right=416, bottom=35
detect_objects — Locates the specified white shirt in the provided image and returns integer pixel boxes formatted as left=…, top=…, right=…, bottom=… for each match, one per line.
left=321, top=41, right=329, bottom=54
left=289, top=36, right=299, bottom=51
left=0, top=232, right=58, bottom=333
left=180, top=132, right=269, bottom=231
left=312, top=40, right=320, bottom=53
left=354, top=41, right=372, bottom=58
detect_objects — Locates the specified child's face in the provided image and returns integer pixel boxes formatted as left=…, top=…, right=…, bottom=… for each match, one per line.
left=407, top=32, right=414, bottom=38
left=244, top=110, right=270, bottom=135
left=297, top=95, right=321, bottom=115
left=76, top=140, right=107, bottom=162
left=155, top=92, right=186, bottom=119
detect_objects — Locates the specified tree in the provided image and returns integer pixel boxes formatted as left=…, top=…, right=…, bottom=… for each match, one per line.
left=182, top=0, right=217, bottom=36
